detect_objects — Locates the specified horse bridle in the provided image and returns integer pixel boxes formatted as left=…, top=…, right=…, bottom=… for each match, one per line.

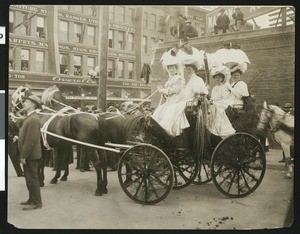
left=259, top=107, right=288, bottom=133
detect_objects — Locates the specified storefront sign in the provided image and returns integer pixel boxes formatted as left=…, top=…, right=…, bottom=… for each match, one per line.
left=58, top=12, right=98, bottom=25
left=109, top=23, right=135, bottom=32
left=108, top=79, right=150, bottom=88
left=10, top=5, right=47, bottom=14
left=9, top=71, right=97, bottom=85
left=9, top=37, right=48, bottom=48
left=66, top=96, right=97, bottom=100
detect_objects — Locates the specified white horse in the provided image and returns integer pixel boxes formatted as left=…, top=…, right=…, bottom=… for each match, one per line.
left=257, top=101, right=294, bottom=178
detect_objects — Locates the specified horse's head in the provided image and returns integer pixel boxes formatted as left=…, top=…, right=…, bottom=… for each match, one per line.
left=257, top=101, right=280, bottom=131
left=11, top=86, right=31, bottom=117
left=41, top=85, right=66, bottom=110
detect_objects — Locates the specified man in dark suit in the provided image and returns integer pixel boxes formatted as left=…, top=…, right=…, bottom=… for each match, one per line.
left=8, top=118, right=24, bottom=177
left=214, top=8, right=230, bottom=34
left=18, top=93, right=43, bottom=210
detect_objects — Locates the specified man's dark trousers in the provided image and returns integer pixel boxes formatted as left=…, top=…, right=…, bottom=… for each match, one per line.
left=24, top=159, right=42, bottom=207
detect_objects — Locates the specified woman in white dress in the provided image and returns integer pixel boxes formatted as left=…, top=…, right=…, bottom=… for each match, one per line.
left=206, top=66, right=235, bottom=138
left=152, top=64, right=185, bottom=136
left=153, top=63, right=208, bottom=136
left=225, top=68, right=250, bottom=109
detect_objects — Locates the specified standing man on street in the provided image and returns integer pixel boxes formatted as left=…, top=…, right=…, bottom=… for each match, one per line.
left=18, top=93, right=43, bottom=210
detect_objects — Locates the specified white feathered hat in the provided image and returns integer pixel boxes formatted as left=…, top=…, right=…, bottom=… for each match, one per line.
left=210, top=65, right=230, bottom=81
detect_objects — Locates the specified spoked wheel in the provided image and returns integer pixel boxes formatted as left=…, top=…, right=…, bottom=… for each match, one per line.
left=193, top=155, right=212, bottom=185
left=169, top=149, right=199, bottom=190
left=118, top=144, right=174, bottom=205
left=211, top=133, right=266, bottom=198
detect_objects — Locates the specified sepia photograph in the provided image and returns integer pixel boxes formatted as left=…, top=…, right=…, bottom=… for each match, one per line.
left=6, top=4, right=294, bottom=230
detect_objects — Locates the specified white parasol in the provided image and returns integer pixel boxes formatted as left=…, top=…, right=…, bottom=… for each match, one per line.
left=206, top=48, right=251, bottom=72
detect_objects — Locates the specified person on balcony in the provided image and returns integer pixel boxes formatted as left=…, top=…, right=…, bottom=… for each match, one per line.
left=214, top=8, right=230, bottom=34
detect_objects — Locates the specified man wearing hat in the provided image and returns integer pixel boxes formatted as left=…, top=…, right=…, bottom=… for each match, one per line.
left=278, top=102, right=294, bottom=163
left=18, top=93, right=43, bottom=210
left=185, top=20, right=199, bottom=40
left=232, top=7, right=245, bottom=31
left=214, top=8, right=230, bottom=34
left=283, top=103, right=293, bottom=115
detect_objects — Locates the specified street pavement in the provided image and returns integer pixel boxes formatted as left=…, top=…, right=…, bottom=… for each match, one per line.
left=6, top=148, right=293, bottom=230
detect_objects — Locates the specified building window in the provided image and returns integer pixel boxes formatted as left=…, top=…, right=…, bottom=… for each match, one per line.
left=159, top=16, right=165, bottom=31
left=118, top=6, right=125, bottom=22
left=128, top=8, right=135, bottom=24
left=87, top=26, right=95, bottom=45
left=142, top=36, right=147, bottom=53
left=36, top=16, right=45, bottom=39
left=59, top=5, right=69, bottom=11
left=128, top=62, right=134, bottom=79
left=149, top=14, right=156, bottom=29
left=9, top=11, right=14, bottom=33
left=87, top=57, right=95, bottom=74
left=21, top=49, right=30, bottom=71
left=74, top=55, right=82, bottom=76
left=88, top=6, right=97, bottom=16
left=143, top=12, right=148, bottom=28
left=117, top=61, right=124, bottom=78
left=108, top=59, right=114, bottom=78
left=128, top=33, right=134, bottom=51
left=74, top=5, right=83, bottom=14
left=74, top=23, right=83, bottom=43
left=109, top=6, right=114, bottom=21
left=9, top=48, right=15, bottom=70
left=59, top=20, right=68, bottom=41
left=108, top=30, right=113, bottom=48
left=60, top=54, right=69, bottom=74
left=36, top=51, right=44, bottom=72
left=118, top=31, right=124, bottom=50
left=21, top=12, right=31, bottom=36
left=150, top=37, right=156, bottom=45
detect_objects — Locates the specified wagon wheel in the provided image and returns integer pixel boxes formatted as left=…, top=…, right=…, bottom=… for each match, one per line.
left=193, top=153, right=212, bottom=185
left=211, top=133, right=266, bottom=198
left=118, top=144, right=174, bottom=205
left=169, top=149, right=199, bottom=190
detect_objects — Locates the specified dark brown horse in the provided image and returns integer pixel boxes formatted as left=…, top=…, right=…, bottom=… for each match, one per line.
left=11, top=86, right=108, bottom=196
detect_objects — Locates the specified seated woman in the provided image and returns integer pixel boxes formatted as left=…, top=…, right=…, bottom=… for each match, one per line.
left=153, top=62, right=208, bottom=137
left=224, top=65, right=257, bottom=133
left=224, top=66, right=250, bottom=109
left=152, top=63, right=185, bottom=136
left=206, top=66, right=235, bottom=139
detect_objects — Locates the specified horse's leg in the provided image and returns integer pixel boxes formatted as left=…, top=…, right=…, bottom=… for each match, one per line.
left=50, top=147, right=62, bottom=184
left=281, top=143, right=293, bottom=179
left=100, top=150, right=108, bottom=194
left=61, top=146, right=71, bottom=181
left=88, top=148, right=103, bottom=196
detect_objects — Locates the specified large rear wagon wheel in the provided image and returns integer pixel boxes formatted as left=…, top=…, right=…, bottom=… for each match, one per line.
left=118, top=144, right=174, bottom=205
left=211, top=133, right=266, bottom=198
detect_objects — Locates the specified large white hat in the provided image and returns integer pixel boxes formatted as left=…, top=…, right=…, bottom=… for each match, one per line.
left=160, top=50, right=181, bottom=70
left=210, top=65, right=230, bottom=81
left=210, top=65, right=229, bottom=76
